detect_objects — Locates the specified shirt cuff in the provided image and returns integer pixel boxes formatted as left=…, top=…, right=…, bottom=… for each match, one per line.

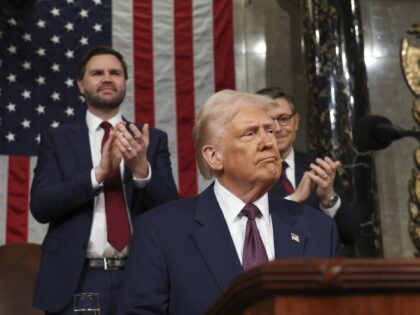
left=91, top=168, right=103, bottom=189
left=132, top=163, right=152, bottom=188
left=319, top=196, right=341, bottom=217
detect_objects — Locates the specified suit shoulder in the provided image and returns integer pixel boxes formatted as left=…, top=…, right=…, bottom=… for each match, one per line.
left=41, top=119, right=83, bottom=138
left=147, top=126, right=168, bottom=138
left=135, top=196, right=197, bottom=226
left=269, top=193, right=333, bottom=223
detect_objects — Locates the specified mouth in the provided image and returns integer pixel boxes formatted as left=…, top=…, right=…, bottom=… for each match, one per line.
left=276, top=135, right=288, bottom=140
left=258, top=156, right=278, bottom=164
left=98, top=86, right=116, bottom=93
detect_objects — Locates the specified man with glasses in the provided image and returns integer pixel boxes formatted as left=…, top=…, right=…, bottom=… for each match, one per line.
left=256, top=87, right=357, bottom=246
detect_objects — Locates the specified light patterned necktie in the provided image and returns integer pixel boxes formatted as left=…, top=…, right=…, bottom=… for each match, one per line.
left=241, top=203, right=268, bottom=271
left=100, top=121, right=131, bottom=251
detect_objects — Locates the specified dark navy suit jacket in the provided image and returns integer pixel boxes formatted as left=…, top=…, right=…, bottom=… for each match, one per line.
left=30, top=116, right=179, bottom=313
left=118, top=183, right=340, bottom=315
left=270, top=150, right=358, bottom=245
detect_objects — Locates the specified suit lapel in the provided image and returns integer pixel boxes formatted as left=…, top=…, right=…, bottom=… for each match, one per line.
left=269, top=194, right=307, bottom=258
left=192, top=185, right=243, bottom=291
left=294, top=152, right=307, bottom=185
left=269, top=177, right=288, bottom=197
left=68, top=118, right=92, bottom=172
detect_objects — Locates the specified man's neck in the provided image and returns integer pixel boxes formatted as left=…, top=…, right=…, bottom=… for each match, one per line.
left=217, top=177, right=272, bottom=204
left=280, top=147, right=294, bottom=161
left=87, top=107, right=120, bottom=121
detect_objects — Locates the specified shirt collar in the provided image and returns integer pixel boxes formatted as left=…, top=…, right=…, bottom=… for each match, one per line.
left=86, top=110, right=123, bottom=132
left=283, top=148, right=295, bottom=172
left=213, top=179, right=270, bottom=226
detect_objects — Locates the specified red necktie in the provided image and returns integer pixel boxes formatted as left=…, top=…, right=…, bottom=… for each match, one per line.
left=241, top=204, right=268, bottom=271
left=100, top=121, right=131, bottom=251
left=280, top=161, right=294, bottom=194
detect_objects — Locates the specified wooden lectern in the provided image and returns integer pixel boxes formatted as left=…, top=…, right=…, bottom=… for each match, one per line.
left=206, top=258, right=420, bottom=315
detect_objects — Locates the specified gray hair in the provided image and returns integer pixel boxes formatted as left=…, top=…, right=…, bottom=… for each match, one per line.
left=192, top=90, right=275, bottom=179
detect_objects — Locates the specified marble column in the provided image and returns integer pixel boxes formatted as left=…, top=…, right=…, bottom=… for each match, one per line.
left=301, top=0, right=381, bottom=256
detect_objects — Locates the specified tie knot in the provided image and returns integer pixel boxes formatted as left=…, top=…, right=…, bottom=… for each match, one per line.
left=241, top=204, right=262, bottom=221
left=100, top=121, right=112, bottom=132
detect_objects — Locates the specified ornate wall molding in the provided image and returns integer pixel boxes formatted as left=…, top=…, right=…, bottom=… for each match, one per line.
left=401, top=22, right=420, bottom=255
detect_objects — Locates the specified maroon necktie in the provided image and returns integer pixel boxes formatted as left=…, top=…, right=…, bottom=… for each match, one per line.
left=100, top=121, right=131, bottom=251
left=280, top=161, right=294, bottom=194
left=241, top=204, right=268, bottom=271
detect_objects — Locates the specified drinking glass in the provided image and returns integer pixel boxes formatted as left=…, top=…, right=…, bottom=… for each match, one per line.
left=73, top=292, right=100, bottom=315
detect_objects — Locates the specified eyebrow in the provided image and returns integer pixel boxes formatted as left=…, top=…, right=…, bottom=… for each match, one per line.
left=239, top=120, right=274, bottom=132
left=87, top=68, right=123, bottom=74
left=271, top=113, right=293, bottom=118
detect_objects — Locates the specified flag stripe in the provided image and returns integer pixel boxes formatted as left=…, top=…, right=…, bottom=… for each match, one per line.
left=112, top=0, right=135, bottom=122
left=153, top=0, right=179, bottom=187
left=28, top=157, right=48, bottom=244
left=0, top=156, right=8, bottom=244
left=193, top=0, right=216, bottom=192
left=175, top=1, right=198, bottom=197
left=6, top=156, right=30, bottom=243
left=133, top=0, right=155, bottom=127
left=0, top=0, right=236, bottom=245
left=213, top=0, right=235, bottom=90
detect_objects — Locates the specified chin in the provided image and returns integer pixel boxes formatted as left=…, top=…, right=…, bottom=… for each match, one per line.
left=262, top=166, right=280, bottom=181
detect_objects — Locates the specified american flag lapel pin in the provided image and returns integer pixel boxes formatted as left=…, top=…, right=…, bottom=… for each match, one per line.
left=291, top=233, right=300, bottom=243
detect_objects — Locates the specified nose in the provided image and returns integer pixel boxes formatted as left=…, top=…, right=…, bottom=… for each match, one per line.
left=259, top=130, right=275, bottom=151
left=101, top=72, right=112, bottom=82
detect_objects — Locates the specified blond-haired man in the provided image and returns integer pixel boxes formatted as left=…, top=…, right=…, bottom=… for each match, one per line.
left=119, top=90, right=340, bottom=315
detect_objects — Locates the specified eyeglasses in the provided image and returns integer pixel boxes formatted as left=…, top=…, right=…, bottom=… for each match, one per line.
left=272, top=113, right=295, bottom=126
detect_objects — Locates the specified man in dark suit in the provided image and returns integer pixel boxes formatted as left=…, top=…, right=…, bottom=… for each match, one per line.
left=256, top=87, right=357, bottom=246
left=30, top=46, right=179, bottom=315
left=118, top=90, right=340, bottom=315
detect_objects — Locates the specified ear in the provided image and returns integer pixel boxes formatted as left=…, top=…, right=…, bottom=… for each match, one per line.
left=77, top=79, right=85, bottom=95
left=294, top=113, right=301, bottom=131
left=202, top=145, right=223, bottom=172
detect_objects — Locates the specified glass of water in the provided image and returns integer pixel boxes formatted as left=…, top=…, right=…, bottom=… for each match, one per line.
left=73, top=292, right=100, bottom=315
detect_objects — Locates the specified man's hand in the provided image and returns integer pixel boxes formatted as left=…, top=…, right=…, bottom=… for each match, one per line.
left=306, top=157, right=341, bottom=205
left=114, top=122, right=150, bottom=179
left=94, top=130, right=122, bottom=183
left=290, top=171, right=314, bottom=203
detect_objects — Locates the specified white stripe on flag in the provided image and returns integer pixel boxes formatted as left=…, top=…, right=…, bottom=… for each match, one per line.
left=112, top=0, right=135, bottom=122
left=0, top=155, right=8, bottom=244
left=28, top=157, right=48, bottom=244
left=193, top=0, right=216, bottom=192
left=153, top=0, right=179, bottom=188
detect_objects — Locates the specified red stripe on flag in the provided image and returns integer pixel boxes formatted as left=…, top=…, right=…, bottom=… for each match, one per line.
left=174, top=0, right=197, bottom=197
left=133, top=0, right=155, bottom=127
left=6, top=155, right=30, bottom=243
left=213, top=0, right=235, bottom=91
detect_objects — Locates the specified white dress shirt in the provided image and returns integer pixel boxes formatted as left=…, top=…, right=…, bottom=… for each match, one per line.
left=214, top=179, right=275, bottom=264
left=283, top=148, right=340, bottom=217
left=85, top=110, right=151, bottom=258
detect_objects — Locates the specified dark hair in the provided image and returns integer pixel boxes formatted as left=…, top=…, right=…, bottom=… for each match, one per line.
left=256, top=87, right=296, bottom=113
left=77, top=46, right=128, bottom=80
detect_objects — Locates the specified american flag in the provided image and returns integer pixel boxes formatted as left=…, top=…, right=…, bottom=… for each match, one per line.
left=0, top=0, right=235, bottom=244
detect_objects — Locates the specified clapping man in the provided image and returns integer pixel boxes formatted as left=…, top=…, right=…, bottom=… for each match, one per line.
left=30, top=46, right=179, bottom=315
left=256, top=87, right=357, bottom=246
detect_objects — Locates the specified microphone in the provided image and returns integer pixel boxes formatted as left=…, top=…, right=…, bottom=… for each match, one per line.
left=353, top=115, right=420, bottom=151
